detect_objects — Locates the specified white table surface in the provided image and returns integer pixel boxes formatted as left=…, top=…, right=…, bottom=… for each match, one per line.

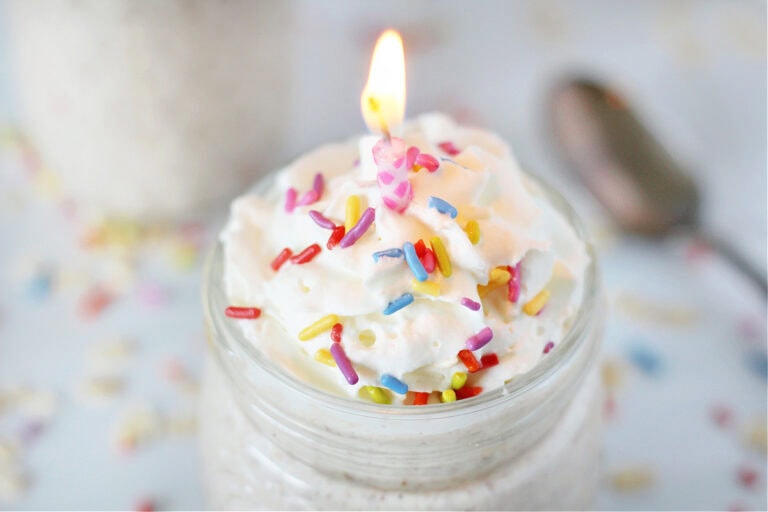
left=0, top=1, right=765, bottom=510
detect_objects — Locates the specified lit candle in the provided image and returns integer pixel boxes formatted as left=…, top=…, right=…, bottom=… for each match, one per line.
left=360, top=30, right=412, bottom=213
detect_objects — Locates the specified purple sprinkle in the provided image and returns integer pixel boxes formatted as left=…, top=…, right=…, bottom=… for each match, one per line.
left=285, top=188, right=297, bottom=213
left=330, top=343, right=359, bottom=385
left=339, top=207, right=375, bottom=248
left=466, top=327, right=493, bottom=351
left=308, top=210, right=336, bottom=230
left=296, top=189, right=320, bottom=207
left=460, top=297, right=481, bottom=311
left=312, top=172, right=324, bottom=197
left=543, top=341, right=555, bottom=354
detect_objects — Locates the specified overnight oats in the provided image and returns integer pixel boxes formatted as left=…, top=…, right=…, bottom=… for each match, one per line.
left=200, top=113, right=604, bottom=510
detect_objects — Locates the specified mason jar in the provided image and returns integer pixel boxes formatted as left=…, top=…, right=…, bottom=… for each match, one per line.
left=200, top=177, right=604, bottom=510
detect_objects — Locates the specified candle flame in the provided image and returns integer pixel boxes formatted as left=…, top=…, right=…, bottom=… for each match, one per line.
left=361, top=29, right=405, bottom=137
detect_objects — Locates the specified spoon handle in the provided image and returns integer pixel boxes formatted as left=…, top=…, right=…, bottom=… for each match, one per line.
left=697, top=230, right=767, bottom=297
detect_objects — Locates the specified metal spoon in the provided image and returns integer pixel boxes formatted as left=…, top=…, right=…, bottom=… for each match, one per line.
left=547, top=78, right=767, bottom=296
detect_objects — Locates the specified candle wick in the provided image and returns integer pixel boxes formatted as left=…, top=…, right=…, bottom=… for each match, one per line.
left=368, top=96, right=391, bottom=141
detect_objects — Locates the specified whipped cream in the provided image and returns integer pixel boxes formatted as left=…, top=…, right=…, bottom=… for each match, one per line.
left=221, top=113, right=589, bottom=401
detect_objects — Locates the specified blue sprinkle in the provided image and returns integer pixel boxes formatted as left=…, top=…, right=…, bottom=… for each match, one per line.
left=372, top=248, right=404, bottom=262
left=626, top=344, right=663, bottom=376
left=26, top=272, right=52, bottom=302
left=383, top=293, right=414, bottom=315
left=402, top=242, right=427, bottom=282
left=380, top=374, right=409, bottom=394
left=427, top=196, right=458, bottom=219
left=746, top=350, right=767, bottom=381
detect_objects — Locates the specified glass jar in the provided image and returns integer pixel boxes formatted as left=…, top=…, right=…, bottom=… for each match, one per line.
left=200, top=179, right=604, bottom=510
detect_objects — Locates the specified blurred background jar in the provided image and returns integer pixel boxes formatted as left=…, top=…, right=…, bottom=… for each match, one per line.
left=5, top=0, right=291, bottom=221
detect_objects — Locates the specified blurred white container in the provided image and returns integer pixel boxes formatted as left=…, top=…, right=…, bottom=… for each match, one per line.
left=6, top=0, right=291, bottom=221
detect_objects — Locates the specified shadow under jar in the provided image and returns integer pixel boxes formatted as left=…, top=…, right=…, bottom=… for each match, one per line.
left=200, top=178, right=604, bottom=511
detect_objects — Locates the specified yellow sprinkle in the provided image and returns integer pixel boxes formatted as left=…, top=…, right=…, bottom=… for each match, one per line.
left=489, top=267, right=511, bottom=285
left=429, top=236, right=452, bottom=277
left=451, top=372, right=467, bottom=390
left=345, top=195, right=361, bottom=232
left=314, top=349, right=336, bottom=366
left=441, top=389, right=457, bottom=403
left=464, top=220, right=480, bottom=245
left=523, top=289, right=551, bottom=316
left=412, top=279, right=440, bottom=297
left=298, top=314, right=339, bottom=341
left=363, top=385, right=391, bottom=404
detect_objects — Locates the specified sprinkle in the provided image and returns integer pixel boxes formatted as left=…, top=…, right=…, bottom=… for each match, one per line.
left=330, top=343, right=358, bottom=384
left=451, top=372, right=468, bottom=390
left=626, top=344, right=663, bottom=376
left=285, top=188, right=297, bottom=213
left=345, top=195, right=361, bottom=231
left=412, top=392, right=430, bottom=406
left=296, top=189, right=319, bottom=207
left=737, top=467, right=758, bottom=489
left=441, top=389, right=457, bottom=403
left=421, top=248, right=436, bottom=273
left=460, top=297, right=481, bottom=311
left=78, top=286, right=114, bottom=320
left=339, top=207, right=375, bottom=248
left=466, top=327, right=494, bottom=351
left=372, top=248, right=404, bottom=262
left=383, top=293, right=414, bottom=315
left=458, top=349, right=481, bottom=373
left=308, top=210, right=336, bottom=229
left=414, top=239, right=427, bottom=257
left=710, top=404, right=733, bottom=428
left=270, top=248, right=293, bottom=271
left=299, top=314, right=340, bottom=341
left=523, top=289, right=550, bottom=316
left=330, top=323, right=343, bottom=343
left=464, top=220, right=480, bottom=244
left=135, top=499, right=155, bottom=512
left=326, top=225, right=345, bottom=249
left=314, top=349, right=336, bottom=367
left=427, top=196, right=458, bottom=218
left=412, top=279, right=440, bottom=296
left=312, top=172, right=324, bottom=196
left=455, top=386, right=483, bottom=400
left=601, top=360, right=623, bottom=390
left=480, top=353, right=499, bottom=368
left=291, top=243, right=322, bottom=264
left=507, top=263, right=521, bottom=302
left=405, top=146, right=420, bottom=169
left=415, top=153, right=439, bottom=172
left=136, top=282, right=169, bottom=308
left=746, top=349, right=767, bottom=381
left=363, top=385, right=391, bottom=404
left=429, top=236, right=452, bottom=277
left=489, top=267, right=511, bottom=285
left=403, top=242, right=428, bottom=281
left=26, top=270, right=52, bottom=302
left=225, top=307, right=261, bottom=319
left=438, top=141, right=461, bottom=156
left=380, top=374, right=408, bottom=395
left=543, top=341, right=555, bottom=354
left=609, top=466, right=655, bottom=491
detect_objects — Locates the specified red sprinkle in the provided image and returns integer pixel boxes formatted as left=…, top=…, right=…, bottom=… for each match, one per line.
left=135, top=499, right=155, bottom=512
left=480, top=353, right=499, bottom=369
left=225, top=306, right=261, bottom=319
left=543, top=341, right=555, bottom=354
left=456, top=386, right=483, bottom=400
left=412, top=392, right=430, bottom=406
left=710, top=404, right=733, bottom=428
left=438, top=141, right=461, bottom=156
left=458, top=349, right=481, bottom=373
left=414, top=239, right=427, bottom=258
left=78, top=285, right=114, bottom=320
left=421, top=248, right=436, bottom=273
left=270, top=247, right=293, bottom=271
left=737, top=467, right=758, bottom=489
left=291, top=243, right=322, bottom=264
left=326, top=225, right=346, bottom=250
left=330, top=323, right=343, bottom=343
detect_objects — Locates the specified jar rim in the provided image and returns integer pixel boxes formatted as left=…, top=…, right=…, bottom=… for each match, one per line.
left=202, top=174, right=601, bottom=419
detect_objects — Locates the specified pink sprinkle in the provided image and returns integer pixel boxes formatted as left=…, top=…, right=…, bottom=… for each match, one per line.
left=296, top=189, right=319, bottom=207
left=466, top=327, right=493, bottom=351
left=543, top=341, right=555, bottom=354
left=285, top=188, right=297, bottom=213
left=710, top=404, right=733, bottom=428
left=421, top=248, right=436, bottom=273
left=394, top=181, right=409, bottom=198
left=438, top=141, right=461, bottom=156
left=415, top=153, right=439, bottom=172
left=378, top=171, right=394, bottom=185
left=312, top=173, right=324, bottom=197
left=737, top=467, right=758, bottom=489
left=339, top=207, right=375, bottom=248
left=308, top=210, right=336, bottom=230
left=330, top=343, right=359, bottom=385
left=460, top=297, right=481, bottom=311
left=405, top=146, right=420, bottom=169
left=507, top=263, right=521, bottom=302
left=137, top=282, right=168, bottom=307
